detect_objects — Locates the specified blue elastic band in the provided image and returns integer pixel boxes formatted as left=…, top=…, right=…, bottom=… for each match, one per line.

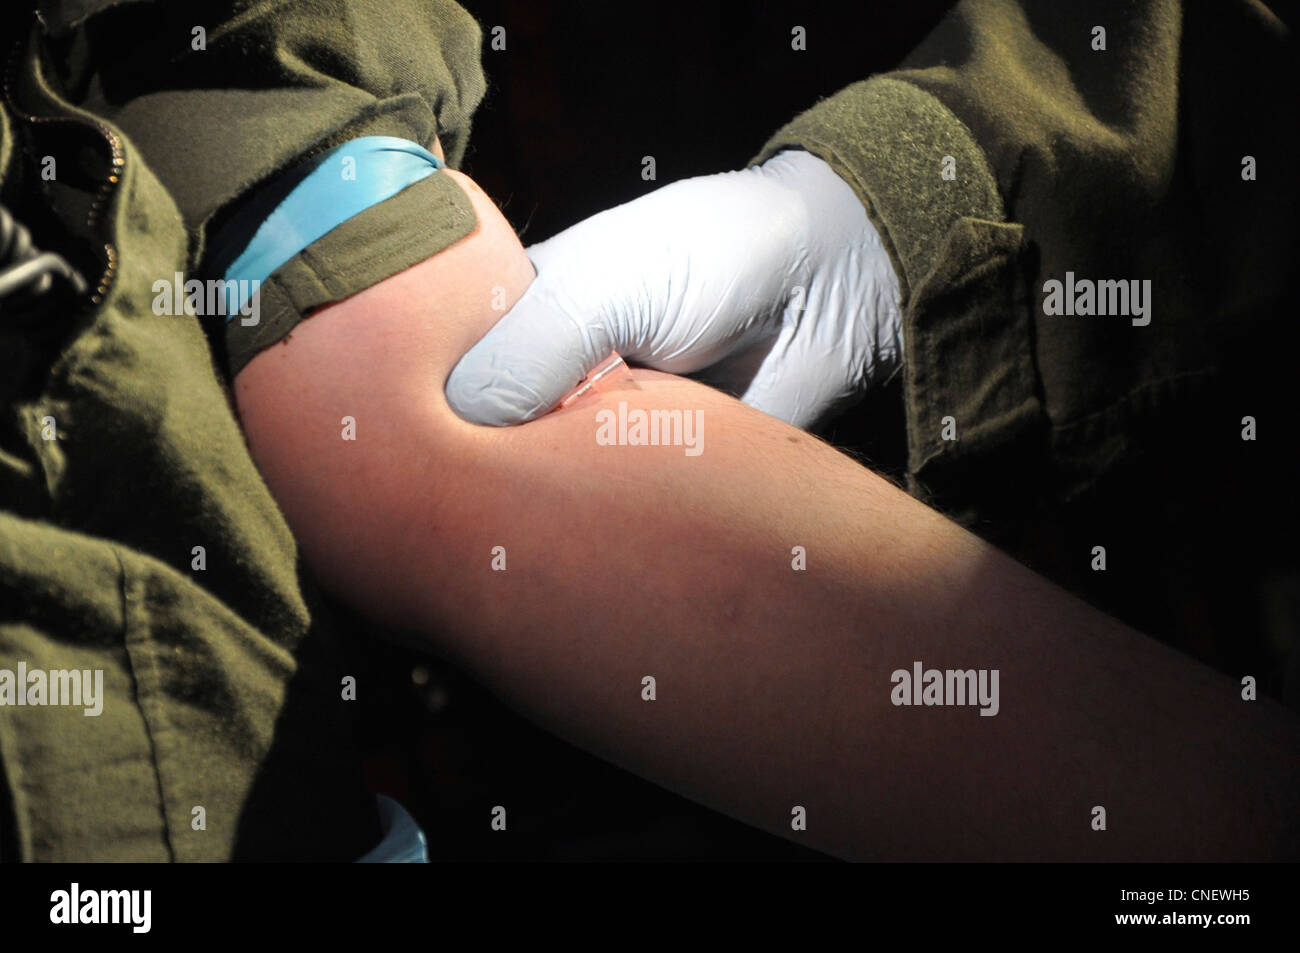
left=355, top=795, right=430, bottom=863
left=220, top=136, right=444, bottom=316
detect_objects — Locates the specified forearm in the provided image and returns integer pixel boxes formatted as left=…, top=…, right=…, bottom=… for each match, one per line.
left=438, top=385, right=1300, bottom=861
left=240, top=339, right=1298, bottom=860
left=233, top=172, right=1298, bottom=861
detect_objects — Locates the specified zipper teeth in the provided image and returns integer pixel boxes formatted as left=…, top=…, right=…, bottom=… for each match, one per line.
left=92, top=242, right=116, bottom=306
left=4, top=38, right=124, bottom=306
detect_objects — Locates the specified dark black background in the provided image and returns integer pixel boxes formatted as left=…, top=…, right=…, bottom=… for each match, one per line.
left=458, top=1, right=953, bottom=243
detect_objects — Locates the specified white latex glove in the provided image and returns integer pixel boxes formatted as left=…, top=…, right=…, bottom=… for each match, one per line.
left=445, top=149, right=902, bottom=429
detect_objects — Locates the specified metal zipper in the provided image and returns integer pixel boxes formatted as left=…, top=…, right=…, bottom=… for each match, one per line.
left=3, top=37, right=123, bottom=307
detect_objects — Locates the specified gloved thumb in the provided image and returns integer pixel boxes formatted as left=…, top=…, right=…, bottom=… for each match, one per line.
left=445, top=275, right=617, bottom=425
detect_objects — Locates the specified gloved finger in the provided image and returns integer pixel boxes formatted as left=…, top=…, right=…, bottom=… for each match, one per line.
left=444, top=278, right=618, bottom=426
left=738, top=321, right=863, bottom=431
left=690, top=332, right=779, bottom=396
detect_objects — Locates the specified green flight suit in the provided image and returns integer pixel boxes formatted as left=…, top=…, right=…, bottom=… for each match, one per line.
left=0, top=0, right=486, bottom=861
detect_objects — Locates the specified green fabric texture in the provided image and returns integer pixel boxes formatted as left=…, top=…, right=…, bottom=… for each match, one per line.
left=0, top=0, right=491, bottom=860
left=753, top=0, right=1300, bottom=697
left=49, top=0, right=488, bottom=377
left=61, top=0, right=486, bottom=264
left=754, top=76, right=1006, bottom=304
left=755, top=0, right=1296, bottom=505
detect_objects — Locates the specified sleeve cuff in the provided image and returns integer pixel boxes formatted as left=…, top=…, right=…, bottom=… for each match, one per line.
left=750, top=77, right=1047, bottom=519
left=749, top=76, right=1005, bottom=305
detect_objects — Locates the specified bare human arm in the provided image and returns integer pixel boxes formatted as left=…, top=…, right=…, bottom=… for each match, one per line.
left=232, top=170, right=1300, bottom=861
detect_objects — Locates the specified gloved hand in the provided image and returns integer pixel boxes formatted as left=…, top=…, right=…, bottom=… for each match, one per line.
left=445, top=149, right=903, bottom=429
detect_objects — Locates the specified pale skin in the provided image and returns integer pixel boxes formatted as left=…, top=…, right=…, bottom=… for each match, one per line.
left=233, top=168, right=1300, bottom=861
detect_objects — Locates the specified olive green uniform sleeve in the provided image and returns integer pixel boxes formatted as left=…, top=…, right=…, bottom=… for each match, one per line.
left=0, top=0, right=498, bottom=859
left=750, top=0, right=1300, bottom=697
left=752, top=72, right=1032, bottom=515
left=750, top=0, right=1295, bottom=513
left=49, top=0, right=488, bottom=376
